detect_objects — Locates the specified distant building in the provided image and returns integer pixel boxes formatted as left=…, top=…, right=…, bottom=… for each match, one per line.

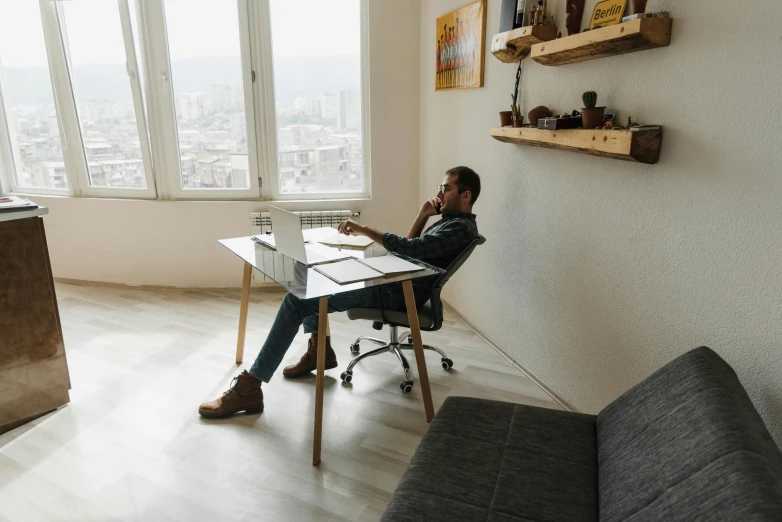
left=87, top=158, right=144, bottom=188
left=294, top=97, right=308, bottom=113
left=29, top=162, right=67, bottom=189
left=321, top=91, right=360, bottom=130
left=84, top=143, right=113, bottom=159
left=321, top=93, right=338, bottom=121
left=230, top=113, right=247, bottom=151
left=337, top=90, right=360, bottom=131
left=78, top=100, right=118, bottom=122
left=308, top=98, right=322, bottom=117
left=209, top=84, right=243, bottom=115
left=230, top=154, right=249, bottom=189
left=175, top=93, right=207, bottom=120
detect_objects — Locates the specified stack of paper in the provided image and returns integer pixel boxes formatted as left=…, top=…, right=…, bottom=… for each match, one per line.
left=0, top=196, right=37, bottom=213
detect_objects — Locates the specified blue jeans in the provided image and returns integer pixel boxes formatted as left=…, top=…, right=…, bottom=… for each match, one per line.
left=249, top=285, right=407, bottom=382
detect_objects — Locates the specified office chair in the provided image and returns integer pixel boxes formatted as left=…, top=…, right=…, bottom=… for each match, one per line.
left=340, top=235, right=486, bottom=393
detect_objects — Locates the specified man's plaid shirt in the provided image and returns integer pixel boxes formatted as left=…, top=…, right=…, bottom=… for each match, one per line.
left=382, top=212, right=480, bottom=303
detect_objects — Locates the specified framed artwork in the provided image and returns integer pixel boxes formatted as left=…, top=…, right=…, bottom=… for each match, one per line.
left=436, top=0, right=486, bottom=91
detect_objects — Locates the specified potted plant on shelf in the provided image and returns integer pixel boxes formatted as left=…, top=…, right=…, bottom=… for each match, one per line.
left=511, top=97, right=523, bottom=127
left=580, top=91, right=605, bottom=129
left=499, top=110, right=513, bottom=127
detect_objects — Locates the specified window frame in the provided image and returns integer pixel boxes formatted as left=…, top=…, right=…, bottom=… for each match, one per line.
left=53, top=0, right=158, bottom=199
left=262, top=0, right=371, bottom=202
left=0, top=0, right=73, bottom=196
left=145, top=0, right=263, bottom=200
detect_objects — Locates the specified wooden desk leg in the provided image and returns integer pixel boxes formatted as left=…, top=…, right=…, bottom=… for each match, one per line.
left=402, top=280, right=435, bottom=422
left=236, top=262, right=252, bottom=364
left=313, top=297, right=329, bottom=466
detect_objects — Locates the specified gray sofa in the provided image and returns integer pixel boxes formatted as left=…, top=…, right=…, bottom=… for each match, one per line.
left=381, top=347, right=782, bottom=521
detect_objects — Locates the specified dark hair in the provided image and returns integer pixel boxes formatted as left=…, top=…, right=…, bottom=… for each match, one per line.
left=446, top=166, right=481, bottom=206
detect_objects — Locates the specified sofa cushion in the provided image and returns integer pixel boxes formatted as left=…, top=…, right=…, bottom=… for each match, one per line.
left=597, top=346, right=782, bottom=522
left=381, top=397, right=598, bottom=522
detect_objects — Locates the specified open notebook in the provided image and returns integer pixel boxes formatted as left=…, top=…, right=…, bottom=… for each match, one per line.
left=314, top=255, right=424, bottom=285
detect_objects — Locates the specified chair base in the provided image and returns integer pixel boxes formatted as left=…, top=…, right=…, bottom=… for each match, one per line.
left=340, top=326, right=454, bottom=393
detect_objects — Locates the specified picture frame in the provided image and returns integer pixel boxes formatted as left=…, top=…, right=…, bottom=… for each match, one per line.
left=436, top=0, right=486, bottom=91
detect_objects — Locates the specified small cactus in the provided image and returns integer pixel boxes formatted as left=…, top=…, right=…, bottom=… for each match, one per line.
left=582, top=91, right=597, bottom=109
left=511, top=102, right=522, bottom=121
left=511, top=95, right=522, bottom=121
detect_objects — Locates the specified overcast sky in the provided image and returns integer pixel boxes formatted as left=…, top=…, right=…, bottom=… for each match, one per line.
left=0, top=0, right=360, bottom=68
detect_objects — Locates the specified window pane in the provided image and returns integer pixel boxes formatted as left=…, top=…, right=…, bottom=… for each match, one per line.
left=61, top=0, right=148, bottom=189
left=270, top=0, right=363, bottom=195
left=0, top=1, right=68, bottom=190
left=164, top=0, right=249, bottom=190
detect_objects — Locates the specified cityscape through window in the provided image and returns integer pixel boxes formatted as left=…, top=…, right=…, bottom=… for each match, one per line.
left=0, top=0, right=367, bottom=199
left=61, top=0, right=149, bottom=189
left=270, top=0, right=363, bottom=195
left=0, top=0, right=67, bottom=190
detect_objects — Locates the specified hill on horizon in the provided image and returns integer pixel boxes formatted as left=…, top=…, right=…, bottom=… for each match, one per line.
left=3, top=55, right=361, bottom=109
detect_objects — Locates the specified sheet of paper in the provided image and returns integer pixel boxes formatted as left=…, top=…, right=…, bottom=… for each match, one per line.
left=302, top=227, right=338, bottom=243
left=0, top=196, right=36, bottom=212
left=358, top=255, right=424, bottom=275
left=313, top=258, right=384, bottom=285
left=251, top=234, right=276, bottom=248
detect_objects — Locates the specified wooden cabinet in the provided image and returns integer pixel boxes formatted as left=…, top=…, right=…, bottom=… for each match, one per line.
left=0, top=213, right=70, bottom=434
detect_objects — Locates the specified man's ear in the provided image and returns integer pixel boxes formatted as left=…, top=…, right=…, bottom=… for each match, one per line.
left=461, top=190, right=471, bottom=203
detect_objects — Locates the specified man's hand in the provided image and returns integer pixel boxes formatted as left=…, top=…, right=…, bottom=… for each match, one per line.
left=338, top=219, right=366, bottom=236
left=338, top=219, right=384, bottom=245
left=419, top=197, right=442, bottom=218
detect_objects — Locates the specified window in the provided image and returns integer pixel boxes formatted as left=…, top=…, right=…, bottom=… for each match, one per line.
left=0, top=0, right=369, bottom=201
left=0, top=0, right=67, bottom=192
left=269, top=0, right=366, bottom=197
left=164, top=0, right=251, bottom=192
left=60, top=0, right=154, bottom=192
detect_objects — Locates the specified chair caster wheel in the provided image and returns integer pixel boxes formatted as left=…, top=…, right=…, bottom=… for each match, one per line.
left=407, top=335, right=413, bottom=344
left=441, top=358, right=454, bottom=370
left=350, top=343, right=360, bottom=355
left=400, top=381, right=413, bottom=394
left=341, top=371, right=353, bottom=383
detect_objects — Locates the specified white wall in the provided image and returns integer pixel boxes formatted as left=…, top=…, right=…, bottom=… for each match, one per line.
left=32, top=0, right=421, bottom=289
left=419, top=0, right=782, bottom=445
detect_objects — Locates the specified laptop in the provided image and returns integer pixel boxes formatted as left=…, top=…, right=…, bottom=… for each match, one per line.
left=268, top=206, right=355, bottom=266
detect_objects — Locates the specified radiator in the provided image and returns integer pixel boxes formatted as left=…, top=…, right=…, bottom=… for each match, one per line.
left=249, top=210, right=360, bottom=234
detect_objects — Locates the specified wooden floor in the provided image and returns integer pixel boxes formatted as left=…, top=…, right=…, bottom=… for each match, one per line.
left=0, top=282, right=561, bottom=522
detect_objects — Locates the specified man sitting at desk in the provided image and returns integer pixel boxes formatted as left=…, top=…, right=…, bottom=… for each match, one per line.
left=199, top=166, right=481, bottom=418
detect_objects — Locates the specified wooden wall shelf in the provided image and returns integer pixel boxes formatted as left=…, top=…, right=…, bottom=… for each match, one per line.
left=491, top=25, right=558, bottom=63
left=531, top=17, right=672, bottom=66
left=490, top=126, right=662, bottom=164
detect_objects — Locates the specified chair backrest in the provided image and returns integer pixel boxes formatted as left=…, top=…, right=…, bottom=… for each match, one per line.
left=425, top=234, right=486, bottom=331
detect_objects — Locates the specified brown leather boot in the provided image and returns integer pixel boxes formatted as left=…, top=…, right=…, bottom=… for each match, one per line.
left=283, top=334, right=338, bottom=378
left=198, top=370, right=264, bottom=418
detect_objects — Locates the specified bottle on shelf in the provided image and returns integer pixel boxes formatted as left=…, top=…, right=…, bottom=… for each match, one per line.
left=515, top=0, right=527, bottom=28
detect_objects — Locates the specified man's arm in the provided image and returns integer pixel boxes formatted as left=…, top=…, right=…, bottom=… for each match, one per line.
left=339, top=218, right=472, bottom=263
left=337, top=219, right=384, bottom=244
left=406, top=213, right=430, bottom=239
left=337, top=197, right=441, bottom=243
left=406, top=197, right=441, bottom=239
